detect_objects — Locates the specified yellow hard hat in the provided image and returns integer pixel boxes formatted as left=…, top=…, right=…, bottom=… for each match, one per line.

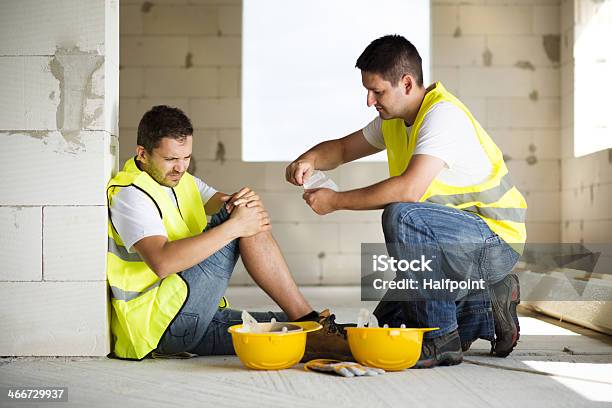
left=228, top=321, right=321, bottom=370
left=346, top=327, right=438, bottom=371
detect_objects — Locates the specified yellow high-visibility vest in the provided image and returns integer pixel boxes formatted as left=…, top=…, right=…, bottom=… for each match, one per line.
left=106, top=157, right=228, bottom=360
left=381, top=82, right=527, bottom=252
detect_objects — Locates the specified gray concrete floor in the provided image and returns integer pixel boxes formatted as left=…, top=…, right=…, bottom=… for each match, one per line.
left=2, top=286, right=612, bottom=408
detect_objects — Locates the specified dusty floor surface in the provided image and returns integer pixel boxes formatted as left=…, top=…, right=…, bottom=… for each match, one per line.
left=2, top=286, right=612, bottom=408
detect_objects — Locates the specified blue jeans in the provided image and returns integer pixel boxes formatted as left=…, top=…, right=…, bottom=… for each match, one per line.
left=155, top=207, right=287, bottom=356
left=373, top=202, right=519, bottom=343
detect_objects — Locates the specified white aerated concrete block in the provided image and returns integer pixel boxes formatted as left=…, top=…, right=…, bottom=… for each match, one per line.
left=524, top=191, right=561, bottom=223
left=190, top=37, right=241, bottom=66
left=560, top=188, right=586, bottom=222
left=191, top=129, right=219, bottom=161
left=118, top=128, right=138, bottom=162
left=122, top=0, right=189, bottom=3
left=561, top=219, right=582, bottom=243
left=218, top=68, right=241, bottom=97
left=561, top=88, right=574, bottom=129
left=459, top=5, right=533, bottom=35
left=0, top=57, right=59, bottom=131
left=507, top=160, right=561, bottom=193
left=119, top=4, right=143, bottom=35
left=459, top=67, right=532, bottom=97
left=0, top=281, right=110, bottom=356
left=561, top=0, right=576, bottom=32
left=144, top=68, right=218, bottom=97
left=487, top=98, right=560, bottom=128
left=191, top=0, right=241, bottom=3
left=120, top=68, right=145, bottom=98
left=321, top=253, right=362, bottom=285
left=102, top=59, right=120, bottom=136
left=534, top=67, right=561, bottom=98
left=534, top=5, right=561, bottom=34
left=0, top=57, right=26, bottom=129
left=432, top=67, right=459, bottom=95
left=339, top=223, right=385, bottom=254
left=283, top=253, right=321, bottom=285
left=338, top=162, right=389, bottom=191
left=583, top=220, right=612, bottom=243
left=487, top=36, right=560, bottom=67
left=105, top=0, right=119, bottom=68
left=228, top=258, right=253, bottom=286
left=217, top=129, right=241, bottom=159
left=559, top=184, right=611, bottom=224
left=43, top=206, right=108, bottom=281
left=190, top=98, right=240, bottom=128
left=0, top=207, right=42, bottom=281
left=271, top=223, right=339, bottom=254
left=484, top=0, right=559, bottom=4
left=560, top=127, right=574, bottom=160
left=0, top=0, right=105, bottom=56
left=432, top=36, right=486, bottom=66
left=561, top=61, right=574, bottom=97
left=218, top=5, right=242, bottom=35
left=195, top=160, right=266, bottom=193
left=460, top=98, right=487, bottom=125
left=332, top=209, right=384, bottom=223
left=526, top=222, right=561, bottom=242
left=590, top=184, right=612, bottom=221
left=142, top=5, right=218, bottom=35
left=119, top=97, right=190, bottom=129
left=432, top=5, right=459, bottom=35
left=230, top=250, right=322, bottom=286
left=0, top=131, right=111, bottom=206
left=562, top=150, right=612, bottom=190
left=492, top=129, right=560, bottom=160
left=120, top=37, right=189, bottom=67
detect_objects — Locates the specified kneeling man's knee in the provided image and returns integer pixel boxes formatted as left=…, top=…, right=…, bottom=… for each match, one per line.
left=382, top=202, right=419, bottom=237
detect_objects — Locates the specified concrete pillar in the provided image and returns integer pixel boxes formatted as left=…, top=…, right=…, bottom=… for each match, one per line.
left=0, top=0, right=118, bottom=356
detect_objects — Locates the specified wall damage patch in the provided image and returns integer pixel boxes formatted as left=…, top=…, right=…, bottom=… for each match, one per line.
left=483, top=48, right=493, bottom=67
left=49, top=47, right=104, bottom=147
left=542, top=35, right=561, bottom=63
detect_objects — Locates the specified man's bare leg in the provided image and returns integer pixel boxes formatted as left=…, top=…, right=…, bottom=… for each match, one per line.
left=239, top=230, right=313, bottom=321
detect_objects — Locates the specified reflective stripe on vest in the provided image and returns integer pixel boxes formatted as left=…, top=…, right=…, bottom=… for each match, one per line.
left=381, top=82, right=527, bottom=248
left=460, top=205, right=526, bottom=223
left=426, top=172, right=514, bottom=206
left=108, top=238, right=143, bottom=262
left=110, top=281, right=161, bottom=301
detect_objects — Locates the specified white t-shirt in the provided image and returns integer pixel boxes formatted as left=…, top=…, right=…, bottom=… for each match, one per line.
left=110, top=176, right=217, bottom=253
left=362, top=101, right=492, bottom=186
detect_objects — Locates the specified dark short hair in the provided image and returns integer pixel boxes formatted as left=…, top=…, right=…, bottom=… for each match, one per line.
left=137, top=105, right=193, bottom=152
left=355, top=35, right=423, bottom=87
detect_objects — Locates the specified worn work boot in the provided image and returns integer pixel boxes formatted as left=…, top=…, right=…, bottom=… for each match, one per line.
left=414, top=329, right=463, bottom=369
left=301, top=309, right=355, bottom=362
left=490, top=273, right=521, bottom=357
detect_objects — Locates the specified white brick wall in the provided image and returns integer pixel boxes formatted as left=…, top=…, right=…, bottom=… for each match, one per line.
left=43, top=206, right=108, bottom=281
left=0, top=0, right=118, bottom=355
left=118, top=0, right=567, bottom=287
left=0, top=282, right=110, bottom=356
left=0, top=207, right=42, bottom=281
left=560, top=0, right=612, bottom=243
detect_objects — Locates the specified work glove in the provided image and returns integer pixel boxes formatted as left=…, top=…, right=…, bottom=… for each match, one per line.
left=304, top=359, right=385, bottom=377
